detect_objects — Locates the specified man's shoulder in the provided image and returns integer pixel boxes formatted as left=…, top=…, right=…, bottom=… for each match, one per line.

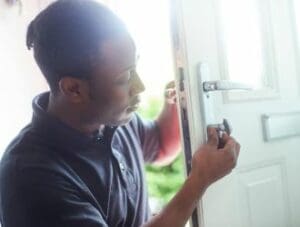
left=2, top=123, right=50, bottom=163
left=1, top=124, right=35, bottom=165
left=0, top=124, right=67, bottom=187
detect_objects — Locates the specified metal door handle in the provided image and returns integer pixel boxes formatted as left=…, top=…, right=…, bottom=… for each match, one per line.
left=208, top=118, right=232, bottom=135
left=208, top=119, right=232, bottom=148
left=203, top=80, right=253, bottom=92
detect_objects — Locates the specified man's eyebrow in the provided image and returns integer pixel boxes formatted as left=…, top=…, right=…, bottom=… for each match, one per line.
left=122, top=64, right=136, bottom=72
left=119, top=56, right=139, bottom=72
left=115, top=64, right=136, bottom=79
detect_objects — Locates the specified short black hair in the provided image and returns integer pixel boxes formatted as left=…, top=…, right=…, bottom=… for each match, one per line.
left=26, top=0, right=127, bottom=92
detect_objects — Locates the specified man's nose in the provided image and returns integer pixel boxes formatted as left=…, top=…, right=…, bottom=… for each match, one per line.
left=130, top=71, right=145, bottom=96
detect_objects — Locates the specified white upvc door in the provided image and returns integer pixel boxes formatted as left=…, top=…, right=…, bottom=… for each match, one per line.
left=172, top=0, right=300, bottom=226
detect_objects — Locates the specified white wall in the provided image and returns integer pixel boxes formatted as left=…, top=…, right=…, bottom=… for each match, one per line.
left=0, top=1, right=48, bottom=155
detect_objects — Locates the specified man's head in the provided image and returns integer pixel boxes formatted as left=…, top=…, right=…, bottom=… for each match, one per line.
left=27, top=0, right=145, bottom=126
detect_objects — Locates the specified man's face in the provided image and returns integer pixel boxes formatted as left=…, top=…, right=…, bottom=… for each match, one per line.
left=84, top=35, right=145, bottom=126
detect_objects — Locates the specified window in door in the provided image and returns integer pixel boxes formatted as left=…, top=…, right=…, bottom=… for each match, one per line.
left=216, top=0, right=279, bottom=101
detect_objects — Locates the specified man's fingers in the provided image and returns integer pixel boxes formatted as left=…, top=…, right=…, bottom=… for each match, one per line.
left=164, top=89, right=176, bottom=98
left=220, top=132, right=230, bottom=144
left=165, top=80, right=175, bottom=89
left=165, top=88, right=176, bottom=104
left=207, top=127, right=219, bottom=147
left=220, top=138, right=240, bottom=165
left=235, top=142, right=241, bottom=158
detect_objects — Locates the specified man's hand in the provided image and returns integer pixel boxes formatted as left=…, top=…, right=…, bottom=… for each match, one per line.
left=190, top=127, right=240, bottom=189
left=143, top=127, right=240, bottom=227
left=164, top=81, right=177, bottom=105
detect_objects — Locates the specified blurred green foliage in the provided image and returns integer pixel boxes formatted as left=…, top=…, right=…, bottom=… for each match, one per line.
left=138, top=97, right=185, bottom=205
left=145, top=155, right=185, bottom=204
left=137, top=97, right=163, bottom=119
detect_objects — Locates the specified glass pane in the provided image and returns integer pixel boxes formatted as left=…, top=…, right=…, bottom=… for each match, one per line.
left=219, top=0, right=264, bottom=89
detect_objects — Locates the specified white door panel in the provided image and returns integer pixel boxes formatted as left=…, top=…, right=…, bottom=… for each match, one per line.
left=173, top=0, right=300, bottom=226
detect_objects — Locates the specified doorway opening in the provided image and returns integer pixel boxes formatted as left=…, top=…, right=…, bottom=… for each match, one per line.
left=101, top=0, right=186, bottom=212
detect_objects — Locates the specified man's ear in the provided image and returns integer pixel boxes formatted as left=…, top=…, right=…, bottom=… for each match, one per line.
left=58, top=77, right=89, bottom=103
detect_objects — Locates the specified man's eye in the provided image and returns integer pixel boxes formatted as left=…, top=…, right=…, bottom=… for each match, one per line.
left=130, top=70, right=136, bottom=77
left=116, top=71, right=131, bottom=84
left=115, top=69, right=137, bottom=85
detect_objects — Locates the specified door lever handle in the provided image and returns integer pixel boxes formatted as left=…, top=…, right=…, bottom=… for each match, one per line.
left=203, top=80, right=253, bottom=92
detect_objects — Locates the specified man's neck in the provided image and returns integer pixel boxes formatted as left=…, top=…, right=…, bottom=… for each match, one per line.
left=47, top=93, right=103, bottom=136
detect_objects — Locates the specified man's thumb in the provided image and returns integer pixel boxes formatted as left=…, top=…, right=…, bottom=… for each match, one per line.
left=207, top=127, right=219, bottom=147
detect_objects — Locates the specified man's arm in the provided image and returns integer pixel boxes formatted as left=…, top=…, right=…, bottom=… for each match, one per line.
left=154, top=81, right=181, bottom=165
left=143, top=128, right=241, bottom=227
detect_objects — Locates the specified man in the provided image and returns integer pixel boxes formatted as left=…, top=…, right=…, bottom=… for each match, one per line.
left=0, top=0, right=240, bottom=226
